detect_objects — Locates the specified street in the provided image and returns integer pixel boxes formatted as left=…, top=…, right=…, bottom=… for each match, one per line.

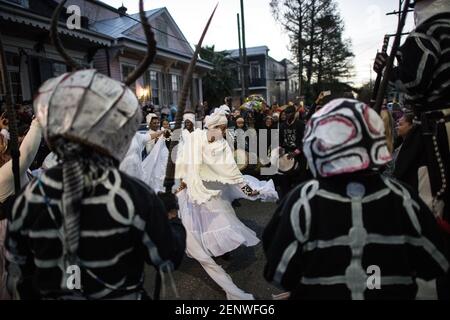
left=144, top=199, right=283, bottom=300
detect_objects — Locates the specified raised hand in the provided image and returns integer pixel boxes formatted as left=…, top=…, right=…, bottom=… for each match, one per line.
left=373, top=52, right=388, bottom=74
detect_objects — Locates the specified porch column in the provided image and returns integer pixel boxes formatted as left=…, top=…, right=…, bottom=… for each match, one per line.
left=198, top=77, right=203, bottom=104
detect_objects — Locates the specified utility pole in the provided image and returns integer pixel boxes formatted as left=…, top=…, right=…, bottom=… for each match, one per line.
left=240, top=0, right=248, bottom=98
left=373, top=0, right=411, bottom=109
left=374, top=0, right=411, bottom=112
left=284, top=60, right=288, bottom=104
left=237, top=13, right=245, bottom=104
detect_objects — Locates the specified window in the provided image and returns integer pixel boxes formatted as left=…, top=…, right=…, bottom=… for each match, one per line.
left=170, top=74, right=182, bottom=105
left=9, top=71, right=22, bottom=103
left=0, top=52, right=23, bottom=103
left=121, top=64, right=136, bottom=92
left=250, top=61, right=261, bottom=81
left=52, top=62, right=67, bottom=77
left=171, top=74, right=178, bottom=92
left=144, top=70, right=160, bottom=105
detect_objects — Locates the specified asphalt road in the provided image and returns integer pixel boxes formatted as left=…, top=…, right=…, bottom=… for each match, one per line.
left=144, top=199, right=283, bottom=300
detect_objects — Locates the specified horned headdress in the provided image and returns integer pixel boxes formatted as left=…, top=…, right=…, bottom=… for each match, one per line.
left=32, top=0, right=157, bottom=262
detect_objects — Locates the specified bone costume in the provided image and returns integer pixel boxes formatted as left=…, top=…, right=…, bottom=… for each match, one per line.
left=175, top=107, right=278, bottom=300
left=263, top=99, right=448, bottom=300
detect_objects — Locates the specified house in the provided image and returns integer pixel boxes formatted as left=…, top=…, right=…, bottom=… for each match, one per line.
left=225, top=45, right=299, bottom=105
left=89, top=4, right=212, bottom=110
left=0, top=0, right=113, bottom=103
left=0, top=0, right=212, bottom=111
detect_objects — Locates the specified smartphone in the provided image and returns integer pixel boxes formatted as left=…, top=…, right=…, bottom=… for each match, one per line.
left=323, top=90, right=331, bottom=97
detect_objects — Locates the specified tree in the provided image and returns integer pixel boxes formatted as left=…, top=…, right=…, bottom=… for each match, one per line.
left=199, top=45, right=235, bottom=108
left=271, top=0, right=354, bottom=104
left=355, top=81, right=373, bottom=105
left=270, top=0, right=307, bottom=96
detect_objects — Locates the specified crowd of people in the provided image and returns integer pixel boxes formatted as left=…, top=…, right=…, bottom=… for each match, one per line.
left=0, top=0, right=449, bottom=301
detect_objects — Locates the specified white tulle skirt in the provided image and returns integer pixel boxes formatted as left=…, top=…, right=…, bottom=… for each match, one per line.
left=178, top=189, right=259, bottom=258
left=178, top=176, right=277, bottom=257
left=176, top=176, right=278, bottom=300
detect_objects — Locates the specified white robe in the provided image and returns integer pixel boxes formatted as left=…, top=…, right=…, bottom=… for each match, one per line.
left=120, top=132, right=170, bottom=194
left=142, top=137, right=169, bottom=193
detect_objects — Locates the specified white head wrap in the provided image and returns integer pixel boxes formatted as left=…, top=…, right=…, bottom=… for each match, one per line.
left=146, top=113, right=158, bottom=125
left=204, top=107, right=228, bottom=129
left=183, top=112, right=196, bottom=126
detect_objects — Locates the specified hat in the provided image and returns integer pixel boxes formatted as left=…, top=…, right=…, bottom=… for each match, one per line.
left=34, top=70, right=142, bottom=162
left=146, top=113, right=158, bottom=124
left=183, top=112, right=196, bottom=129
left=303, top=99, right=392, bottom=178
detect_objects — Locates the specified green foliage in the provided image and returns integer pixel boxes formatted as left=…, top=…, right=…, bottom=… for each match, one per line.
left=200, top=45, right=235, bottom=108
left=270, top=0, right=354, bottom=104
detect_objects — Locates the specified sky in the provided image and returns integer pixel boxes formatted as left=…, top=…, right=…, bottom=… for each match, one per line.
left=100, top=0, right=415, bottom=87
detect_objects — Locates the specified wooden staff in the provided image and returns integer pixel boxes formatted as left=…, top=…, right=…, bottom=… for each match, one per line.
left=371, top=35, right=390, bottom=106
left=373, top=0, right=411, bottom=113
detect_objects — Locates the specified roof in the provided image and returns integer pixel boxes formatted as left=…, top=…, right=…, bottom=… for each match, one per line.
left=90, top=8, right=164, bottom=38
left=0, top=0, right=113, bottom=46
left=226, top=46, right=269, bottom=58
left=116, top=35, right=212, bottom=70
left=91, top=7, right=211, bottom=68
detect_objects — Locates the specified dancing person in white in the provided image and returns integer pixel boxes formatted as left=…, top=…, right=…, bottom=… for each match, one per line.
left=175, top=107, right=278, bottom=300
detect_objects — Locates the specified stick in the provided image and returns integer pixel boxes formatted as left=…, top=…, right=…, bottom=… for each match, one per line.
left=373, top=0, right=411, bottom=113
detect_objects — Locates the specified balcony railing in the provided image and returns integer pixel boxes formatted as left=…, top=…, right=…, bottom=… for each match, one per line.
left=235, top=78, right=267, bottom=88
